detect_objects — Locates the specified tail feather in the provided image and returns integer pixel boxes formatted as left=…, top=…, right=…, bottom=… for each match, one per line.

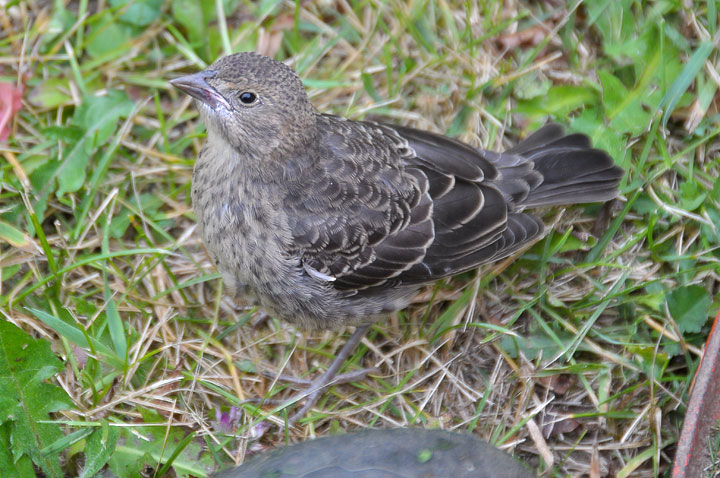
left=498, top=124, right=623, bottom=209
left=504, top=123, right=567, bottom=154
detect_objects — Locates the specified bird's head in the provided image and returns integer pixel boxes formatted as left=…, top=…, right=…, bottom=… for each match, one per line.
left=170, top=52, right=317, bottom=159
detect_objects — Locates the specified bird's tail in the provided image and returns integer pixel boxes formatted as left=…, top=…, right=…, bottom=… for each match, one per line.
left=496, top=124, right=623, bottom=209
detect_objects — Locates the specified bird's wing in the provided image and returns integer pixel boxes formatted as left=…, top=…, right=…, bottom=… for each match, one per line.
left=285, top=116, right=543, bottom=291
left=383, top=124, right=544, bottom=286
left=283, top=116, right=430, bottom=286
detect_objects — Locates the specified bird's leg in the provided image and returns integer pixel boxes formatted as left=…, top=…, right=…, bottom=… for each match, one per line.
left=265, top=368, right=378, bottom=389
left=277, top=324, right=372, bottom=427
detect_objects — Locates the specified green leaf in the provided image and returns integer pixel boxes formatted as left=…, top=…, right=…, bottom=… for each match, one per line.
left=599, top=71, right=651, bottom=136
left=609, top=101, right=651, bottom=136
left=80, top=422, right=120, bottom=478
left=598, top=70, right=628, bottom=113
left=636, top=291, right=665, bottom=311
left=361, top=72, right=382, bottom=102
left=56, top=90, right=134, bottom=196
left=556, top=230, right=597, bottom=253
left=27, top=308, right=124, bottom=370
left=585, top=0, right=636, bottom=54
left=106, top=298, right=127, bottom=360
left=660, top=41, right=713, bottom=126
left=171, top=0, right=208, bottom=44
left=0, top=219, right=29, bottom=248
left=28, top=78, right=73, bottom=108
left=666, top=285, right=711, bottom=333
left=514, top=85, right=598, bottom=117
left=39, top=4, right=76, bottom=48
left=257, top=0, right=284, bottom=18
left=234, top=359, right=257, bottom=373
left=499, top=330, right=575, bottom=361
left=108, top=410, right=217, bottom=478
left=0, top=423, right=35, bottom=478
left=28, top=308, right=91, bottom=350
left=110, top=0, right=163, bottom=27
left=44, top=125, right=84, bottom=143
left=0, top=320, right=72, bottom=478
left=109, top=193, right=165, bottom=238
left=41, top=427, right=93, bottom=456
left=512, top=72, right=551, bottom=100
left=28, top=159, right=61, bottom=221
left=85, top=19, right=134, bottom=59
left=629, top=345, right=669, bottom=379
left=75, top=90, right=134, bottom=146
left=678, top=181, right=707, bottom=212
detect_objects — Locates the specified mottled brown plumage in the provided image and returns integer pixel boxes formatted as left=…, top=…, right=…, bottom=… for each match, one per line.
left=171, top=52, right=623, bottom=331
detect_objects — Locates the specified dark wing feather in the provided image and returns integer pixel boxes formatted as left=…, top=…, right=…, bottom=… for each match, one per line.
left=504, top=123, right=569, bottom=154
left=389, top=124, right=498, bottom=181
left=285, top=116, right=433, bottom=289
left=287, top=118, right=621, bottom=294
left=333, top=171, right=435, bottom=290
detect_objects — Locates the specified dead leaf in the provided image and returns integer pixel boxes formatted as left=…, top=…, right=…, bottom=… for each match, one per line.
left=496, top=25, right=547, bottom=51
left=537, top=373, right=575, bottom=395
left=0, top=82, right=23, bottom=141
left=542, top=411, right=581, bottom=437
left=257, top=14, right=294, bottom=58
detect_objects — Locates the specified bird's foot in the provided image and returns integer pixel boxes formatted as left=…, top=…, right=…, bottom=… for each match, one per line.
left=264, top=325, right=372, bottom=427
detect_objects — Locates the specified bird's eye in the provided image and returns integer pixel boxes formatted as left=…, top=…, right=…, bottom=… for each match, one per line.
left=238, top=92, right=257, bottom=104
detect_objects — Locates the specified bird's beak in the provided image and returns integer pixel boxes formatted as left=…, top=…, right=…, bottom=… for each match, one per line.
left=169, top=70, right=231, bottom=110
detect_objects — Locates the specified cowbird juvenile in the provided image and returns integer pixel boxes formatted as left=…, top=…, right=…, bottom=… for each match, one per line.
left=171, top=52, right=623, bottom=423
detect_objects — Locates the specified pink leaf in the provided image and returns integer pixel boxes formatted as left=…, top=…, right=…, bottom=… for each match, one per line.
left=0, top=82, right=24, bottom=142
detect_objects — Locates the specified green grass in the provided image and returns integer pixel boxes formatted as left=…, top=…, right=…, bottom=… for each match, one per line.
left=1, top=0, right=719, bottom=476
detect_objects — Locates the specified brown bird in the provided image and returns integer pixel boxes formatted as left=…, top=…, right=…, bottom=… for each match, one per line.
left=170, top=52, right=623, bottom=424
